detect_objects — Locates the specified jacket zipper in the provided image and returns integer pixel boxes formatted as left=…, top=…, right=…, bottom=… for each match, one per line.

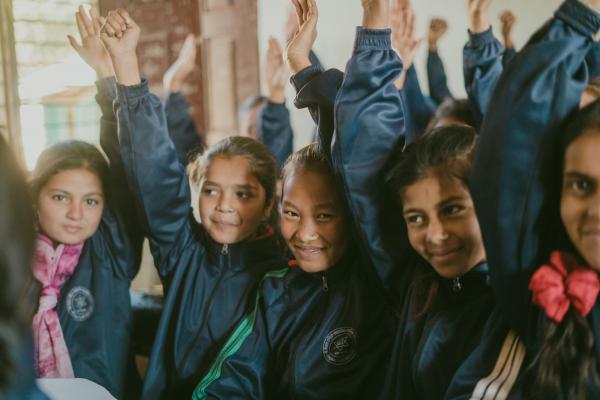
left=452, top=276, right=462, bottom=293
left=321, top=274, right=329, bottom=292
left=180, top=244, right=229, bottom=373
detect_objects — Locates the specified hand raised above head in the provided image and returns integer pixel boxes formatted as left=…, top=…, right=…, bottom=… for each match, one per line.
left=100, top=9, right=141, bottom=86
left=428, top=18, right=448, bottom=51
left=265, top=37, right=290, bottom=103
left=163, top=34, right=197, bottom=95
left=467, top=0, right=492, bottom=34
left=286, top=0, right=318, bottom=74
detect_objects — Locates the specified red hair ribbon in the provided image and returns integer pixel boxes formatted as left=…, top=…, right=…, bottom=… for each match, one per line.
left=529, top=251, right=600, bottom=323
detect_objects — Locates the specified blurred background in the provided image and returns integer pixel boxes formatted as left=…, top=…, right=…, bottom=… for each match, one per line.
left=1, top=0, right=562, bottom=171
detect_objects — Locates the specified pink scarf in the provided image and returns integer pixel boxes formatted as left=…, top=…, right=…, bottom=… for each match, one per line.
left=32, top=234, right=84, bottom=378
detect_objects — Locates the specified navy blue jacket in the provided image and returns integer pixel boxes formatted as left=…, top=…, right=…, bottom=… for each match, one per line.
left=189, top=29, right=397, bottom=400
left=427, top=50, right=454, bottom=104
left=332, top=28, right=516, bottom=399
left=401, top=66, right=437, bottom=143
left=472, top=1, right=600, bottom=397
left=164, top=92, right=204, bottom=165
left=463, top=27, right=505, bottom=124
left=115, top=81, right=286, bottom=399
left=256, top=101, right=294, bottom=170
left=4, top=337, right=48, bottom=400
left=46, top=77, right=144, bottom=399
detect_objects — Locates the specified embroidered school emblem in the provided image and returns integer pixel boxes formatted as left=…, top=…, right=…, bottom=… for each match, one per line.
left=66, top=286, right=94, bottom=322
left=322, top=327, right=358, bottom=366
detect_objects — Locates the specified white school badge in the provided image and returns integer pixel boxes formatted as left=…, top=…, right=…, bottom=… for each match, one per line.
left=66, top=286, right=94, bottom=322
left=322, top=327, right=358, bottom=366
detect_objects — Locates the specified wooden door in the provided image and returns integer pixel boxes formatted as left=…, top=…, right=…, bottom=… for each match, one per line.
left=99, top=0, right=260, bottom=143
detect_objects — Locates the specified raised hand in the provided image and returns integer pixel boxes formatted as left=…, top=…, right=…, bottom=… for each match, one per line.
left=362, top=0, right=391, bottom=29
left=68, top=5, right=114, bottom=78
left=265, top=37, right=290, bottom=103
left=428, top=18, right=448, bottom=52
left=499, top=11, right=516, bottom=49
left=286, top=0, right=318, bottom=74
left=100, top=9, right=141, bottom=86
left=391, top=2, right=421, bottom=70
left=467, top=0, right=491, bottom=34
left=163, top=34, right=197, bottom=95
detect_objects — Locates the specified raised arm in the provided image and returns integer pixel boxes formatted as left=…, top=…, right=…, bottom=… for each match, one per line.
left=102, top=10, right=195, bottom=280
left=163, top=34, right=204, bottom=165
left=257, top=37, right=293, bottom=170
left=471, top=0, right=600, bottom=338
left=70, top=6, right=143, bottom=279
left=427, top=18, right=453, bottom=104
left=332, top=0, right=407, bottom=289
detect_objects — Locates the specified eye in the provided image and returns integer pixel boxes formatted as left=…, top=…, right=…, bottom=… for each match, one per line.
left=405, top=214, right=424, bottom=226
left=86, top=198, right=101, bottom=206
left=283, top=210, right=299, bottom=219
left=566, top=177, right=594, bottom=196
left=202, top=188, right=218, bottom=196
left=316, top=213, right=335, bottom=221
left=441, top=204, right=465, bottom=217
left=237, top=191, right=253, bottom=200
left=51, top=194, right=67, bottom=202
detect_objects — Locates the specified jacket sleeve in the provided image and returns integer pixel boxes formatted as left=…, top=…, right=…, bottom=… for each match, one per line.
left=309, top=50, right=324, bottom=70
left=164, top=92, right=204, bottom=165
left=402, top=65, right=437, bottom=143
left=291, top=65, right=345, bottom=158
left=471, top=0, right=600, bottom=340
left=256, top=101, right=294, bottom=171
left=115, top=79, right=195, bottom=280
left=463, top=27, right=505, bottom=123
left=95, top=77, right=144, bottom=280
left=332, top=28, right=409, bottom=291
left=502, top=47, right=517, bottom=67
left=427, top=50, right=453, bottom=104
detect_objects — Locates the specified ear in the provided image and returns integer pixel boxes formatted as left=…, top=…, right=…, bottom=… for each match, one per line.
left=263, top=196, right=275, bottom=220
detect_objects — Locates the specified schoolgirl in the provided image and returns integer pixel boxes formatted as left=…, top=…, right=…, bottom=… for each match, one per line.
left=27, top=7, right=144, bottom=398
left=100, top=11, right=288, bottom=399
left=286, top=0, right=519, bottom=397
left=472, top=0, right=600, bottom=397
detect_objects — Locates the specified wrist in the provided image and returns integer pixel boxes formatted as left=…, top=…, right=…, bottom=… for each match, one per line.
left=95, top=62, right=115, bottom=79
left=362, top=5, right=388, bottom=29
left=470, top=15, right=491, bottom=34
left=428, top=40, right=438, bottom=52
left=112, top=53, right=141, bottom=86
left=268, top=90, right=285, bottom=104
left=503, top=37, right=514, bottom=49
left=288, top=57, right=312, bottom=75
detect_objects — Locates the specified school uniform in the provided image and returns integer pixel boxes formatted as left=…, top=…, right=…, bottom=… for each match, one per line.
left=463, top=27, right=505, bottom=124
left=37, top=77, right=144, bottom=399
left=402, top=66, right=438, bottom=142
left=256, top=100, right=294, bottom=170
left=114, top=80, right=287, bottom=400
left=4, top=336, right=48, bottom=400
left=472, top=0, right=600, bottom=397
left=330, top=28, right=516, bottom=399
left=164, top=92, right=204, bottom=165
left=427, top=50, right=454, bottom=104
left=193, top=249, right=394, bottom=399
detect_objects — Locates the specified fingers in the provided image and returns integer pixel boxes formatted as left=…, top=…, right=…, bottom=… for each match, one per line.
left=75, top=10, right=89, bottom=39
left=89, top=8, right=103, bottom=33
left=291, top=0, right=303, bottom=26
left=102, top=8, right=130, bottom=38
left=67, top=34, right=82, bottom=52
left=78, top=5, right=95, bottom=36
left=307, top=0, right=318, bottom=22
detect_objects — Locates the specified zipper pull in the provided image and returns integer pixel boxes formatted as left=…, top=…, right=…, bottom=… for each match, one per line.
left=221, top=243, right=229, bottom=255
left=321, top=275, right=329, bottom=292
left=452, top=277, right=462, bottom=293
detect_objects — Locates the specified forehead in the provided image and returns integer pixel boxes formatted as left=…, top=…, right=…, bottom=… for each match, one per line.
left=205, top=155, right=261, bottom=187
left=43, top=168, right=103, bottom=194
left=402, top=175, right=470, bottom=210
left=565, top=132, right=600, bottom=178
left=282, top=169, right=342, bottom=209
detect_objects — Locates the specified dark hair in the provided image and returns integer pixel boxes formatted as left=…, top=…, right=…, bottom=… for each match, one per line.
left=281, top=142, right=332, bottom=188
left=0, top=137, right=35, bottom=389
left=189, top=135, right=278, bottom=216
left=384, top=125, right=478, bottom=317
left=528, top=98, right=600, bottom=399
left=29, top=140, right=110, bottom=210
left=425, top=98, right=477, bottom=131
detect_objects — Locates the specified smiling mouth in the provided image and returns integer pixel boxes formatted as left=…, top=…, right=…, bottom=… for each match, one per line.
left=294, top=245, right=326, bottom=257
left=63, top=225, right=82, bottom=234
left=427, top=247, right=462, bottom=261
left=211, top=219, right=240, bottom=228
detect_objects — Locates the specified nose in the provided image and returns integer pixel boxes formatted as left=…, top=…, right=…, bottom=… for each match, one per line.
left=426, top=216, right=449, bottom=245
left=297, top=218, right=319, bottom=242
left=588, top=193, right=600, bottom=219
left=216, top=191, right=235, bottom=213
left=67, top=201, right=83, bottom=220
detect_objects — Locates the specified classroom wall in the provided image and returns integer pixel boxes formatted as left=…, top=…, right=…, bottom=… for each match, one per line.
left=257, top=0, right=563, bottom=147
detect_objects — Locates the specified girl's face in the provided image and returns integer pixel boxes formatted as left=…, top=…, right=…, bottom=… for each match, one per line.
left=561, top=130, right=600, bottom=270
left=401, top=174, right=486, bottom=279
left=280, top=169, right=347, bottom=273
left=37, top=168, right=104, bottom=245
left=199, top=155, right=271, bottom=244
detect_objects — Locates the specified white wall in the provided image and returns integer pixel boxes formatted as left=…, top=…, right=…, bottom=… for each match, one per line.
left=258, top=0, right=563, bottom=147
